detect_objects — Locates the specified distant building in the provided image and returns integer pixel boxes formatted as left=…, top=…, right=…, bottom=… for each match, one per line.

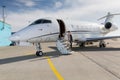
left=0, top=21, right=11, bottom=46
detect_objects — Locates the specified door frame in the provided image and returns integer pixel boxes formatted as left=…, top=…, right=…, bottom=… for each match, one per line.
left=57, top=19, right=66, bottom=38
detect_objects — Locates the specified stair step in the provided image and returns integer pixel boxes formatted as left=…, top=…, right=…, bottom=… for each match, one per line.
left=59, top=39, right=65, bottom=42
left=56, top=39, right=72, bottom=55
left=62, top=43, right=67, bottom=45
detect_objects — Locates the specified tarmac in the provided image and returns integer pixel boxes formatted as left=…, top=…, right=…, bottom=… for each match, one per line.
left=0, top=40, right=120, bottom=80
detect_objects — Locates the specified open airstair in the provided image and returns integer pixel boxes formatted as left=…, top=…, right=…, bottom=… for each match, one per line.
left=56, top=39, right=72, bottom=55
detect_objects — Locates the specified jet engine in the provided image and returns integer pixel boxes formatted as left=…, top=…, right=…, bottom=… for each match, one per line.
left=98, top=12, right=120, bottom=32
left=105, top=22, right=112, bottom=29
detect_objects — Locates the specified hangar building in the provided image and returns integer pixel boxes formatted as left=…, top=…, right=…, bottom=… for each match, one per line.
left=0, top=21, right=11, bottom=46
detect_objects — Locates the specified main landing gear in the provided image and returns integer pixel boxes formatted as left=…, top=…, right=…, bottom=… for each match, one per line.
left=99, top=40, right=106, bottom=48
left=79, top=42, right=85, bottom=47
left=35, top=43, right=43, bottom=56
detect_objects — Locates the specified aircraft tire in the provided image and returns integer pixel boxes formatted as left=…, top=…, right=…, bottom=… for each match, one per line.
left=36, top=51, right=43, bottom=56
left=99, top=43, right=106, bottom=48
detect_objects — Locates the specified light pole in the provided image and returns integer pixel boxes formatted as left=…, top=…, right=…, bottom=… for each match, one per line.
left=1, top=6, right=6, bottom=30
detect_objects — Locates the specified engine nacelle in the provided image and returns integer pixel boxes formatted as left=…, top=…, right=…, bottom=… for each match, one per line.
left=101, top=22, right=118, bottom=33
left=105, top=22, right=112, bottom=29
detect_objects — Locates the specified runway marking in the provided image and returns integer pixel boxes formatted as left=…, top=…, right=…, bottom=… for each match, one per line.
left=46, top=57, right=64, bottom=80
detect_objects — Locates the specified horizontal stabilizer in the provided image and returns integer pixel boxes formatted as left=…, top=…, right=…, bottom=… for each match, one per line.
left=98, top=12, right=120, bottom=21
left=98, top=12, right=120, bottom=24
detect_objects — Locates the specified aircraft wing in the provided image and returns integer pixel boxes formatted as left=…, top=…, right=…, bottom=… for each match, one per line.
left=87, top=36, right=120, bottom=41
left=86, top=29, right=120, bottom=41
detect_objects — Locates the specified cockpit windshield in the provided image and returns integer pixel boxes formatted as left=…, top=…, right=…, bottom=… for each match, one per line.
left=30, top=19, right=52, bottom=25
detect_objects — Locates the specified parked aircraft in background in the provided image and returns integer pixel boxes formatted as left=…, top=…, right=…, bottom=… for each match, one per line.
left=10, top=12, right=120, bottom=56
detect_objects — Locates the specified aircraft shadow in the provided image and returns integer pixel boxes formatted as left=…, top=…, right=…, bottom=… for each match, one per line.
left=0, top=54, right=37, bottom=65
left=1, top=46, right=119, bottom=65
left=30, top=47, right=70, bottom=62
left=0, top=49, right=63, bottom=65
left=49, top=46, right=120, bottom=52
left=72, top=46, right=120, bottom=52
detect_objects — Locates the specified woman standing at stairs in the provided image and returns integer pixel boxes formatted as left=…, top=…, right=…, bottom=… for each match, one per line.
left=67, top=31, right=73, bottom=48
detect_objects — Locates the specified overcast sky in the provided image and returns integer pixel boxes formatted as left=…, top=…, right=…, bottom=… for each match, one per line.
left=0, top=0, right=120, bottom=31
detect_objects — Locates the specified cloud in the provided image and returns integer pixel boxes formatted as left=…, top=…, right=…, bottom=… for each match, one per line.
left=54, top=1, right=63, bottom=8
left=5, top=0, right=120, bottom=31
left=17, top=0, right=36, bottom=7
left=6, top=10, right=46, bottom=31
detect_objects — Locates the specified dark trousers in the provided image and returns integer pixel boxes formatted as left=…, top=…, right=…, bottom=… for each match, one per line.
left=69, top=41, right=72, bottom=48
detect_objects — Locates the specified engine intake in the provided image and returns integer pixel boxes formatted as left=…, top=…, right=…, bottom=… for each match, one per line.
left=105, top=22, right=112, bottom=29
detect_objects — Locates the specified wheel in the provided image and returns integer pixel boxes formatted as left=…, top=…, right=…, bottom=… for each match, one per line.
left=99, top=40, right=106, bottom=48
left=36, top=51, right=43, bottom=56
left=79, top=43, right=85, bottom=47
left=99, top=43, right=106, bottom=48
left=103, top=43, right=106, bottom=48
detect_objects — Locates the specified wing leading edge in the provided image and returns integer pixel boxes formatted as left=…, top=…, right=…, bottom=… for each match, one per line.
left=86, top=29, right=120, bottom=41
left=87, top=36, right=120, bottom=41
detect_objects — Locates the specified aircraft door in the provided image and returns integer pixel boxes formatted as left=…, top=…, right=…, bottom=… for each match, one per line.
left=57, top=19, right=66, bottom=38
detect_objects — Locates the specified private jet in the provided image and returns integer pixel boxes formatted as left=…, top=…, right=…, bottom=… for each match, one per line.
left=10, top=12, right=120, bottom=56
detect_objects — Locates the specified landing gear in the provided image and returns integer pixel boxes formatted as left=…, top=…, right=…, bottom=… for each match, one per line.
left=36, top=51, right=43, bottom=56
left=79, top=42, right=85, bottom=47
left=99, top=40, right=106, bottom=48
left=35, top=43, right=43, bottom=56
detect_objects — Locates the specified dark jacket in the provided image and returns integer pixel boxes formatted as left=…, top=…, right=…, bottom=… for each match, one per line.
left=69, top=34, right=73, bottom=42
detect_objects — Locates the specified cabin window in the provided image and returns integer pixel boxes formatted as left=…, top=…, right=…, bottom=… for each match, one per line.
left=30, top=19, right=52, bottom=25
left=42, top=20, right=51, bottom=23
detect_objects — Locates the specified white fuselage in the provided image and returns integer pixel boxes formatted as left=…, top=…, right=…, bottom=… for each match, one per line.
left=10, top=18, right=114, bottom=43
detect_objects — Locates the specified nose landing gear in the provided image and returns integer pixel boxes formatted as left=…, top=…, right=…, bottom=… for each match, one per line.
left=35, top=43, right=43, bottom=56
left=36, top=51, right=43, bottom=56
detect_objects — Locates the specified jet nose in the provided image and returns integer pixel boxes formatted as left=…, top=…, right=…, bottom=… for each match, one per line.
left=9, top=35, right=20, bottom=41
